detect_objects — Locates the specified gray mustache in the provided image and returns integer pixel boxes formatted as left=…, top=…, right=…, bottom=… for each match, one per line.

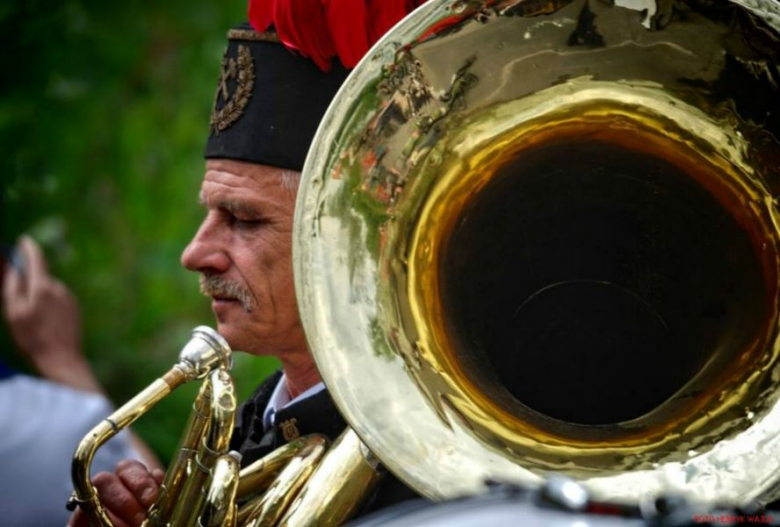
left=199, top=274, right=254, bottom=312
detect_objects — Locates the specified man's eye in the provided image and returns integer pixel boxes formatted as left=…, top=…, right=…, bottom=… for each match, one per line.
left=232, top=217, right=265, bottom=230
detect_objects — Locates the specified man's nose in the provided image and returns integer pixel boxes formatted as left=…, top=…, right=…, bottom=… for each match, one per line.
left=180, top=220, right=230, bottom=273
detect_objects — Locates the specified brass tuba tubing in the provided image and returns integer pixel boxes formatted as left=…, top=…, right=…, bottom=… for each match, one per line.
left=240, top=435, right=329, bottom=527
left=70, top=326, right=383, bottom=527
left=278, top=429, right=383, bottom=527
left=71, top=375, right=186, bottom=526
left=200, top=451, right=242, bottom=527
left=235, top=434, right=326, bottom=503
left=69, top=327, right=231, bottom=527
left=169, top=368, right=237, bottom=526
left=145, top=378, right=213, bottom=526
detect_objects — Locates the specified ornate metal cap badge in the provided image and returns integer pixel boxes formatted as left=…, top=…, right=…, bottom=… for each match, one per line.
left=209, top=44, right=255, bottom=135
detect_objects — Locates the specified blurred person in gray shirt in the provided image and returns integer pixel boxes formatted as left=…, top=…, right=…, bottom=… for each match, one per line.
left=1, top=236, right=158, bottom=526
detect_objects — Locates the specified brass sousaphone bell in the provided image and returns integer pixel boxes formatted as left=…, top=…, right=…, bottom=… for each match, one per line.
left=294, top=0, right=780, bottom=508
left=71, top=0, right=780, bottom=524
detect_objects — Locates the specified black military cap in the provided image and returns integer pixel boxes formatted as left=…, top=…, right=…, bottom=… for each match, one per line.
left=204, top=23, right=350, bottom=171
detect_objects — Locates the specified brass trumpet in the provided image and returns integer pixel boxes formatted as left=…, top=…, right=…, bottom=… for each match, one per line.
left=68, top=327, right=382, bottom=526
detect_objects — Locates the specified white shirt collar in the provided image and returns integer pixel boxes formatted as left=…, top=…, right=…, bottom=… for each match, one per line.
left=262, top=374, right=325, bottom=430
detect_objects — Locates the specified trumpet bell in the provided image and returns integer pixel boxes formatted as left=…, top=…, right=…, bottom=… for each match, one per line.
left=294, top=0, right=780, bottom=506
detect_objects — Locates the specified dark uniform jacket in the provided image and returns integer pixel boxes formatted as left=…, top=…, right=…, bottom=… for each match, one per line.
left=230, top=371, right=421, bottom=518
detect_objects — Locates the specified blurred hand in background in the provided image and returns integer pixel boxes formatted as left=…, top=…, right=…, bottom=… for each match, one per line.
left=0, top=235, right=160, bottom=526
left=2, top=235, right=101, bottom=393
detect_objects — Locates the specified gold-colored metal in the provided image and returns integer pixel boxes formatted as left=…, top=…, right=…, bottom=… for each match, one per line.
left=236, top=435, right=323, bottom=503
left=169, top=368, right=237, bottom=526
left=279, top=429, right=383, bottom=527
left=70, top=327, right=378, bottom=527
left=146, top=379, right=213, bottom=525
left=408, top=88, right=779, bottom=454
left=70, top=326, right=231, bottom=527
left=294, top=0, right=780, bottom=508
left=200, top=452, right=242, bottom=527
left=239, top=435, right=328, bottom=526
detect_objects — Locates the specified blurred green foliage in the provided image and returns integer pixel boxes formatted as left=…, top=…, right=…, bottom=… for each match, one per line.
left=0, top=0, right=279, bottom=461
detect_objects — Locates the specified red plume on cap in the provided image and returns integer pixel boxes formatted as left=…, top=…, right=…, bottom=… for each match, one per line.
left=248, top=0, right=427, bottom=71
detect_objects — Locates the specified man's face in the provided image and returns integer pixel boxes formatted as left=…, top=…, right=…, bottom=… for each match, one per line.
left=181, top=158, right=304, bottom=356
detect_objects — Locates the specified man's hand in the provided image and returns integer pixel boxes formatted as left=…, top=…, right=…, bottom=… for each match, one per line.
left=69, top=460, right=165, bottom=527
left=1, top=236, right=100, bottom=392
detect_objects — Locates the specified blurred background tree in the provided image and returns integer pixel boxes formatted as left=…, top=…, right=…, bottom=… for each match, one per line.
left=0, top=0, right=279, bottom=462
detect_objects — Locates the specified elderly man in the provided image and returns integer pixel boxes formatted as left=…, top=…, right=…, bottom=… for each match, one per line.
left=70, top=4, right=423, bottom=525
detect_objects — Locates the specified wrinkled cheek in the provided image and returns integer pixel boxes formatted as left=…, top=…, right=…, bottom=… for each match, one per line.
left=276, top=269, right=300, bottom=328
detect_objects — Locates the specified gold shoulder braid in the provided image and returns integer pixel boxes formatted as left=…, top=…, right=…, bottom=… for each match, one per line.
left=209, top=44, right=255, bottom=135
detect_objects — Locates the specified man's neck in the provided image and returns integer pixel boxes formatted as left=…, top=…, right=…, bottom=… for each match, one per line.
left=280, top=353, right=321, bottom=399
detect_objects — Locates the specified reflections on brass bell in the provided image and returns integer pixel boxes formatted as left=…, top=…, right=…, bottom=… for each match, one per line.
left=296, top=0, right=780, bottom=507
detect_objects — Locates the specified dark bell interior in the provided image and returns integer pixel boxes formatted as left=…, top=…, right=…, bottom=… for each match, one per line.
left=441, top=139, right=768, bottom=425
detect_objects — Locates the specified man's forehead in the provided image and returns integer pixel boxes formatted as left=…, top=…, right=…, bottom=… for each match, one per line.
left=204, top=158, right=292, bottom=181
left=204, top=161, right=265, bottom=188
left=198, top=162, right=294, bottom=209
left=198, top=188, right=258, bottom=209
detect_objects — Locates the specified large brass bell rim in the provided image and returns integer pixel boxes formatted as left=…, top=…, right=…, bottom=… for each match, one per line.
left=293, top=0, right=780, bottom=507
left=408, top=81, right=780, bottom=452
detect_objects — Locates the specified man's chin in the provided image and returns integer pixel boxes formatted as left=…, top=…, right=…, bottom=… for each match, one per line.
left=214, top=321, right=268, bottom=357
left=211, top=297, right=245, bottom=319
left=214, top=321, right=243, bottom=350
